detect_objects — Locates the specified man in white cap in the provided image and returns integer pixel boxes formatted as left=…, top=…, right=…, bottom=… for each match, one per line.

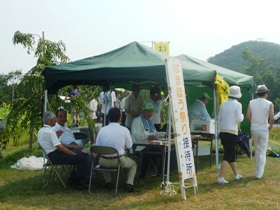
left=246, top=84, right=274, bottom=180
left=188, top=93, right=212, bottom=122
left=131, top=100, right=165, bottom=179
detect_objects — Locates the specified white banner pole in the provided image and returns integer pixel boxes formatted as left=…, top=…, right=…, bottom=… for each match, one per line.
left=165, top=58, right=197, bottom=200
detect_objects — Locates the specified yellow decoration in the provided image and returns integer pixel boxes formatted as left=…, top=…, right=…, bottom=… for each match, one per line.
left=154, top=42, right=169, bottom=55
left=215, top=73, right=229, bottom=110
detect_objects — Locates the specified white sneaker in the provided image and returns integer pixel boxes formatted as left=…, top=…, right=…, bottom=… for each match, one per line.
left=217, top=178, right=229, bottom=184
left=235, top=174, right=242, bottom=180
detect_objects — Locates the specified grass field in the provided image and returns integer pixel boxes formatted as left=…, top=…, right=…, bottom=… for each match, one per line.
left=0, top=131, right=280, bottom=209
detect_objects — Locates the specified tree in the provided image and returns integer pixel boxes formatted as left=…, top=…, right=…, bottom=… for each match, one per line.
left=242, top=47, right=279, bottom=105
left=241, top=47, right=266, bottom=84
left=0, top=31, right=70, bottom=151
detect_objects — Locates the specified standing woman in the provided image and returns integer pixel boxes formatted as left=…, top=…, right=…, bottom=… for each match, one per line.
left=218, top=86, right=244, bottom=184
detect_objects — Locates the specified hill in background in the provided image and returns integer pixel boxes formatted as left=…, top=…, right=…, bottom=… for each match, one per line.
left=207, top=41, right=280, bottom=73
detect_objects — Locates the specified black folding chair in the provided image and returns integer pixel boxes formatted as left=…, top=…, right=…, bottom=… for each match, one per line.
left=73, top=132, right=89, bottom=146
left=39, top=143, right=71, bottom=189
left=88, top=145, right=125, bottom=197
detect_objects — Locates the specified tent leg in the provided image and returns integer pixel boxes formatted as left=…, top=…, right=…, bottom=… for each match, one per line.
left=44, top=90, right=48, bottom=112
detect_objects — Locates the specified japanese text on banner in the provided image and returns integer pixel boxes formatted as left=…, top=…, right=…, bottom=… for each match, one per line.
left=165, top=59, right=195, bottom=179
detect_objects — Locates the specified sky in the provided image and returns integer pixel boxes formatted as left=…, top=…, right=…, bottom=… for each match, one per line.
left=1, top=0, right=280, bottom=75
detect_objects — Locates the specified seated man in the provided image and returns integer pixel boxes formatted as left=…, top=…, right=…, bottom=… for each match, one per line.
left=52, top=109, right=93, bottom=182
left=96, top=107, right=138, bottom=192
left=38, top=111, right=88, bottom=190
left=131, top=101, right=166, bottom=179
left=52, top=109, right=85, bottom=151
left=188, top=93, right=212, bottom=122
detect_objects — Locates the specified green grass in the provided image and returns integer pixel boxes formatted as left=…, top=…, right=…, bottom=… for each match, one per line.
left=0, top=129, right=280, bottom=209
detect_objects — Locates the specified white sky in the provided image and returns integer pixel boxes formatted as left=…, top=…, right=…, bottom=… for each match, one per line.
left=1, top=0, right=279, bottom=74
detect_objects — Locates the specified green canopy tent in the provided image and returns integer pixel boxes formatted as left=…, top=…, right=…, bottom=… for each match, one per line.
left=42, top=41, right=254, bottom=174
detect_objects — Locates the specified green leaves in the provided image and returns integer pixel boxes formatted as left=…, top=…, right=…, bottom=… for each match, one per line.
left=12, top=31, right=36, bottom=54
left=0, top=31, right=71, bottom=151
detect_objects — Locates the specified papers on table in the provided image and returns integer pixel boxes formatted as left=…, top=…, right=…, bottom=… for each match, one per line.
left=151, top=140, right=162, bottom=143
left=150, top=140, right=163, bottom=145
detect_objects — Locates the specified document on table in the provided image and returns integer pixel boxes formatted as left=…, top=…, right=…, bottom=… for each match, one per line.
left=151, top=140, right=162, bottom=143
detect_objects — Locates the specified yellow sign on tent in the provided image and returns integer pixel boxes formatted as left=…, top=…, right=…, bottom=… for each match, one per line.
left=215, top=73, right=229, bottom=110
left=154, top=42, right=169, bottom=55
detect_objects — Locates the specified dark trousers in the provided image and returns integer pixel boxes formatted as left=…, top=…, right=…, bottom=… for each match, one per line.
left=102, top=114, right=110, bottom=126
left=138, top=148, right=167, bottom=178
left=48, top=150, right=88, bottom=180
left=220, top=132, right=237, bottom=163
left=121, top=111, right=126, bottom=126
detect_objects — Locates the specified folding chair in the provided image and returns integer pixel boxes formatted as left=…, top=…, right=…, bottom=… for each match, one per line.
left=39, top=143, right=71, bottom=189
left=73, top=132, right=89, bottom=146
left=88, top=145, right=125, bottom=197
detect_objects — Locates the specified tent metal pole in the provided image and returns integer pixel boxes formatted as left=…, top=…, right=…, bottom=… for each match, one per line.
left=214, top=85, right=220, bottom=172
left=166, top=100, right=172, bottom=184
left=44, top=90, right=48, bottom=112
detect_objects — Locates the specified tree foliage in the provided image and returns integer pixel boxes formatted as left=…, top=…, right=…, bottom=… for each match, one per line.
left=208, top=40, right=280, bottom=73
left=0, top=31, right=70, bottom=151
left=241, top=47, right=267, bottom=84
left=0, top=31, right=101, bottom=153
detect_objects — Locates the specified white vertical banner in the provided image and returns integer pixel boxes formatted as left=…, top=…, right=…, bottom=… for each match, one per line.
left=165, top=58, right=197, bottom=199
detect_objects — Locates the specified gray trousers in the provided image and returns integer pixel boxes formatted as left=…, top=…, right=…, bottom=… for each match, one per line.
left=99, top=156, right=137, bottom=185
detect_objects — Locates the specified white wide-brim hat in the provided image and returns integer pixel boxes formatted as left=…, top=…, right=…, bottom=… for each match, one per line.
left=228, top=85, right=242, bottom=99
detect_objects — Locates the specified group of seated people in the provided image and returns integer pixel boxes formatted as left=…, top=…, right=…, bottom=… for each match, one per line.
left=38, top=88, right=215, bottom=192
left=38, top=99, right=166, bottom=193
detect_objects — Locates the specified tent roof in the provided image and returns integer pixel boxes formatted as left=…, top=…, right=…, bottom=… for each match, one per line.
left=42, top=42, right=215, bottom=94
left=175, top=54, right=254, bottom=88
left=42, top=41, right=253, bottom=94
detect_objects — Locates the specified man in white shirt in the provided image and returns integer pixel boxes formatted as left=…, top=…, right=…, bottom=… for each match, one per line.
left=246, top=85, right=274, bottom=179
left=96, top=107, right=138, bottom=192
left=99, top=87, right=117, bottom=126
left=38, top=111, right=88, bottom=190
left=52, top=109, right=85, bottom=151
left=188, top=93, right=212, bottom=122
left=87, top=98, right=98, bottom=120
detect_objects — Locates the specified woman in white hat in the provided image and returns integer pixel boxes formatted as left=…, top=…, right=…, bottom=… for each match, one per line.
left=217, top=85, right=244, bottom=184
